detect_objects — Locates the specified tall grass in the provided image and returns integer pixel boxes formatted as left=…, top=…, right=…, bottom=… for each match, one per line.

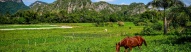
left=0, top=22, right=190, bottom=52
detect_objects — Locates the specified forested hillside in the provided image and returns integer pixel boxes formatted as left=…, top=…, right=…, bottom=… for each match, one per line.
left=0, top=0, right=29, bottom=14
left=0, top=0, right=148, bottom=24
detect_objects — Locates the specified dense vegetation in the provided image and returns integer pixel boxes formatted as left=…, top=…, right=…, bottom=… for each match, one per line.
left=0, top=1, right=29, bottom=14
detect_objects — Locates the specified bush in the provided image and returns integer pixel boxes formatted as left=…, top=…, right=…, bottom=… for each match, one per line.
left=141, top=26, right=155, bottom=35
left=152, top=23, right=162, bottom=31
left=94, top=22, right=105, bottom=27
left=137, top=22, right=146, bottom=26
left=141, top=22, right=162, bottom=35
left=117, top=21, right=124, bottom=26
left=105, top=22, right=113, bottom=27
left=186, top=22, right=191, bottom=26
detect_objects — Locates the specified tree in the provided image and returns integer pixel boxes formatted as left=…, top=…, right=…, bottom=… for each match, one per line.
left=165, top=6, right=191, bottom=34
left=147, top=0, right=185, bottom=34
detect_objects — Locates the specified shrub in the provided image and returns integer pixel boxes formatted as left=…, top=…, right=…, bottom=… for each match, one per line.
left=141, top=26, right=155, bottom=35
left=94, top=22, right=105, bottom=27
left=152, top=23, right=162, bottom=31
left=137, top=22, right=146, bottom=26
left=141, top=22, right=162, bottom=35
left=186, top=22, right=191, bottom=26
left=117, top=21, right=124, bottom=26
left=105, top=22, right=113, bottom=27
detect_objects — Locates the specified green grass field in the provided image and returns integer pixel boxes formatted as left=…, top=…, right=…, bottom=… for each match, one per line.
left=0, top=22, right=191, bottom=52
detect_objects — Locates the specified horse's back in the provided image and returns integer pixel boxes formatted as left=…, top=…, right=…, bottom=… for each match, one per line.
left=135, top=36, right=145, bottom=41
left=119, top=36, right=145, bottom=47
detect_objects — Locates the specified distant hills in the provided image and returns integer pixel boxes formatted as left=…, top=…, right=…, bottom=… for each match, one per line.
left=0, top=0, right=23, bottom=3
left=0, top=0, right=29, bottom=14
left=0, top=0, right=147, bottom=15
left=29, top=1, right=48, bottom=8
left=29, top=0, right=146, bottom=15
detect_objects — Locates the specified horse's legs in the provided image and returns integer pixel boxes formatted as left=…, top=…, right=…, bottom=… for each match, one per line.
left=129, top=47, right=133, bottom=51
left=124, top=47, right=128, bottom=52
left=138, top=46, right=142, bottom=50
left=124, top=49, right=128, bottom=52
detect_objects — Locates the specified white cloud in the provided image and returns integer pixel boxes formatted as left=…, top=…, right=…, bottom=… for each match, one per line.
left=96, top=0, right=115, bottom=2
left=120, top=3, right=128, bottom=5
left=23, top=0, right=37, bottom=2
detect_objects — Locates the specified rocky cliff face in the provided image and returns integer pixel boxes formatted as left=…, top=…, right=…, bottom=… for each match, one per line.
left=30, top=0, right=127, bottom=13
left=30, top=1, right=48, bottom=8
left=0, top=0, right=22, bottom=3
left=30, top=0, right=146, bottom=15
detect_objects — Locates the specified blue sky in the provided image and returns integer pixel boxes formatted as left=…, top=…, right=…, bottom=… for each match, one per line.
left=91, top=0, right=152, bottom=5
left=23, top=0, right=152, bottom=6
left=23, top=0, right=56, bottom=6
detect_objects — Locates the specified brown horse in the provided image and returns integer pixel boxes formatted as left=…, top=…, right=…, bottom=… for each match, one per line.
left=116, top=36, right=147, bottom=52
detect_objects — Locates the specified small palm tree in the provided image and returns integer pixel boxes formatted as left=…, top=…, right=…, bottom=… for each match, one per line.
left=147, top=0, right=185, bottom=34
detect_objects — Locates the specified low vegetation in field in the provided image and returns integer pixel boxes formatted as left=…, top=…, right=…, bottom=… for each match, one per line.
left=0, top=0, right=190, bottom=51
left=0, top=23, right=191, bottom=52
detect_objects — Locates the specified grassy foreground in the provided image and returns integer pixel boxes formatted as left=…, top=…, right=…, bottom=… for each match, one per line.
left=0, top=22, right=191, bottom=52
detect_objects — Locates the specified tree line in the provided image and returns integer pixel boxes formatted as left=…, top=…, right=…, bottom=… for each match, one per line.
left=0, top=9, right=136, bottom=24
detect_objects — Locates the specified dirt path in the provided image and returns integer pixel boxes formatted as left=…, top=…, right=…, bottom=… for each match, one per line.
left=0, top=26, right=72, bottom=30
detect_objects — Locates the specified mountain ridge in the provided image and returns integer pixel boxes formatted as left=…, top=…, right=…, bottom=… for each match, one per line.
left=0, top=0, right=29, bottom=14
left=29, top=0, right=146, bottom=15
left=0, top=0, right=23, bottom=3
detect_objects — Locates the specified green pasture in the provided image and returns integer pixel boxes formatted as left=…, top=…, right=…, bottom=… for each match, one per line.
left=0, top=22, right=191, bottom=52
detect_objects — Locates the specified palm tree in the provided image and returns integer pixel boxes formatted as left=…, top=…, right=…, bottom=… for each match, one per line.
left=147, top=0, right=185, bottom=34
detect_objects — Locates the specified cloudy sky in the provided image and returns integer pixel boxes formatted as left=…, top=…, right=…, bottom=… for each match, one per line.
left=23, top=0, right=152, bottom=6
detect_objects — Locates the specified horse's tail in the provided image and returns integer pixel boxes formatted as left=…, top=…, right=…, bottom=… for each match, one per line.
left=143, top=39, right=147, bottom=46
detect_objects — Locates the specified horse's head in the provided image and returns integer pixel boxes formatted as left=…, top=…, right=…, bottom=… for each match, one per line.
left=116, top=42, right=120, bottom=52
